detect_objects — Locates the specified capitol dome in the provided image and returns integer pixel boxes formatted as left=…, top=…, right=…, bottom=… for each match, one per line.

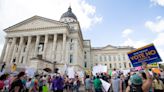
left=60, top=6, right=77, bottom=22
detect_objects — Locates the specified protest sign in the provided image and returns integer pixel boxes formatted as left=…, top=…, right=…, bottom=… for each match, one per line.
left=26, top=68, right=36, bottom=77
left=148, top=63, right=158, bottom=68
left=67, top=67, right=75, bottom=78
left=92, top=65, right=107, bottom=76
left=127, top=43, right=162, bottom=67
left=100, top=79, right=111, bottom=92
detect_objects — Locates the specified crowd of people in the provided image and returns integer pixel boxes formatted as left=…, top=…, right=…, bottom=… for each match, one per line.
left=87, top=63, right=164, bottom=92
left=0, top=62, right=163, bottom=92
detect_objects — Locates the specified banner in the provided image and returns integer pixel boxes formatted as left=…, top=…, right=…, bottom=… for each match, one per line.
left=127, top=44, right=162, bottom=67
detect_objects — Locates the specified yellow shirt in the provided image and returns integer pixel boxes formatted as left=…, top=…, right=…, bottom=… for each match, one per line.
left=11, top=64, right=16, bottom=72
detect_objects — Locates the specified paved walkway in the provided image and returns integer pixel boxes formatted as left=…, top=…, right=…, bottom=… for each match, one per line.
left=63, top=85, right=86, bottom=92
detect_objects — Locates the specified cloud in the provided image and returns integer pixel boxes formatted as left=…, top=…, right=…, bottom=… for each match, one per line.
left=121, top=38, right=147, bottom=48
left=0, top=0, right=102, bottom=30
left=0, top=0, right=102, bottom=56
left=153, top=32, right=164, bottom=46
left=151, top=0, right=164, bottom=6
left=145, top=18, right=164, bottom=33
left=122, top=29, right=134, bottom=38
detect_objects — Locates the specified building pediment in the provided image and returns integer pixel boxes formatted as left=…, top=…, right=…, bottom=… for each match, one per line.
left=4, top=15, right=68, bottom=32
left=101, top=45, right=117, bottom=50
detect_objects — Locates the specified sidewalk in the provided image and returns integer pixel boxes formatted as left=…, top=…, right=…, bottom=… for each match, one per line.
left=63, top=85, right=86, bottom=92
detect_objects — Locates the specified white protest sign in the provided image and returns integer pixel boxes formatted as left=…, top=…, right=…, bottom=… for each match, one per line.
left=92, top=65, right=107, bottom=76
left=77, top=71, right=84, bottom=78
left=67, top=67, right=75, bottom=78
left=101, top=65, right=107, bottom=73
left=100, top=79, right=111, bottom=92
left=26, top=68, right=36, bottom=77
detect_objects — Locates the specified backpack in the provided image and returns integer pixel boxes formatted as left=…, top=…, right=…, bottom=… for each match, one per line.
left=130, top=84, right=143, bottom=92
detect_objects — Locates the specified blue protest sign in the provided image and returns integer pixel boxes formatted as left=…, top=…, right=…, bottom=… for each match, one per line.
left=127, top=44, right=162, bottom=67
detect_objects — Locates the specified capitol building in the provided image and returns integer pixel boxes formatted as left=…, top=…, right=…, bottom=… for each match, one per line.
left=0, top=7, right=134, bottom=73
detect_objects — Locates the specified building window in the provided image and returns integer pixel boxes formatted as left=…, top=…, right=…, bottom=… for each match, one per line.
left=70, top=44, right=73, bottom=50
left=105, top=63, right=107, bottom=66
left=123, top=54, right=126, bottom=61
left=119, top=63, right=121, bottom=68
left=95, top=55, right=98, bottom=61
left=113, top=56, right=116, bottom=61
left=114, top=63, right=117, bottom=68
left=71, top=39, right=73, bottom=42
left=84, top=55, right=87, bottom=59
left=124, top=62, right=126, bottom=68
left=100, top=56, right=102, bottom=61
left=38, top=43, right=44, bottom=52
left=70, top=54, right=73, bottom=63
left=108, top=55, right=111, bottom=61
left=110, top=64, right=112, bottom=68
left=104, top=56, right=107, bottom=61
left=84, top=52, right=87, bottom=59
left=84, top=62, right=87, bottom=68
left=118, top=55, right=121, bottom=61
left=21, top=57, right=24, bottom=63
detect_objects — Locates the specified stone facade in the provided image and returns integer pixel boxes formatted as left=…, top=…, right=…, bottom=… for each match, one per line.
left=91, top=45, right=134, bottom=70
left=0, top=7, right=134, bottom=73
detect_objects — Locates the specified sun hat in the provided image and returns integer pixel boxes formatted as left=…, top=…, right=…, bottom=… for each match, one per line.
left=130, top=74, right=142, bottom=85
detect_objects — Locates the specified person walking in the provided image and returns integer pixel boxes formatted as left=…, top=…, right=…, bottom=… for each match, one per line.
left=1, top=62, right=6, bottom=72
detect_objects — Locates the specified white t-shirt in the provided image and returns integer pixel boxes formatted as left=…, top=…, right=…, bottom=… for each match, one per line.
left=26, top=81, right=31, bottom=88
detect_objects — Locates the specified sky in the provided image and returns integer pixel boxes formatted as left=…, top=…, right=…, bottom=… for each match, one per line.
left=0, top=0, right=164, bottom=62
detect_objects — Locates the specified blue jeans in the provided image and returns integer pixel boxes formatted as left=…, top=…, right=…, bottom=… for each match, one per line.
left=73, top=85, right=80, bottom=92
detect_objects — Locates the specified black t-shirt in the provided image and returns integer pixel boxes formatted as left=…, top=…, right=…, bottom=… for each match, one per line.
left=10, top=79, right=23, bottom=92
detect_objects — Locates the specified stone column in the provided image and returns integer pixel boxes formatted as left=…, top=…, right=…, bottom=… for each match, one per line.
left=24, top=36, right=32, bottom=64
left=62, top=34, right=66, bottom=63
left=7, top=37, right=16, bottom=63
left=34, top=35, right=40, bottom=57
left=52, top=34, right=57, bottom=61
left=43, top=35, right=48, bottom=59
left=10, top=43, right=17, bottom=63
left=16, top=37, right=24, bottom=63
left=0, top=37, right=9, bottom=62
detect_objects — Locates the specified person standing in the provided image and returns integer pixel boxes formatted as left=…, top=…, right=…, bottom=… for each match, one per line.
left=11, top=62, right=17, bottom=73
left=120, top=74, right=126, bottom=92
left=73, top=76, right=80, bottom=92
left=9, top=71, right=25, bottom=92
left=152, top=74, right=164, bottom=92
left=160, top=69, right=164, bottom=83
left=126, top=63, right=153, bottom=92
left=85, top=75, right=92, bottom=92
left=111, top=73, right=120, bottom=92
left=52, top=74, right=64, bottom=92
left=93, top=76, right=102, bottom=92
left=1, top=62, right=6, bottom=72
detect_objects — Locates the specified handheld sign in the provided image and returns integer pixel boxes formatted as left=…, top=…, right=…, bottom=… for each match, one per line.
left=127, top=44, right=162, bottom=67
